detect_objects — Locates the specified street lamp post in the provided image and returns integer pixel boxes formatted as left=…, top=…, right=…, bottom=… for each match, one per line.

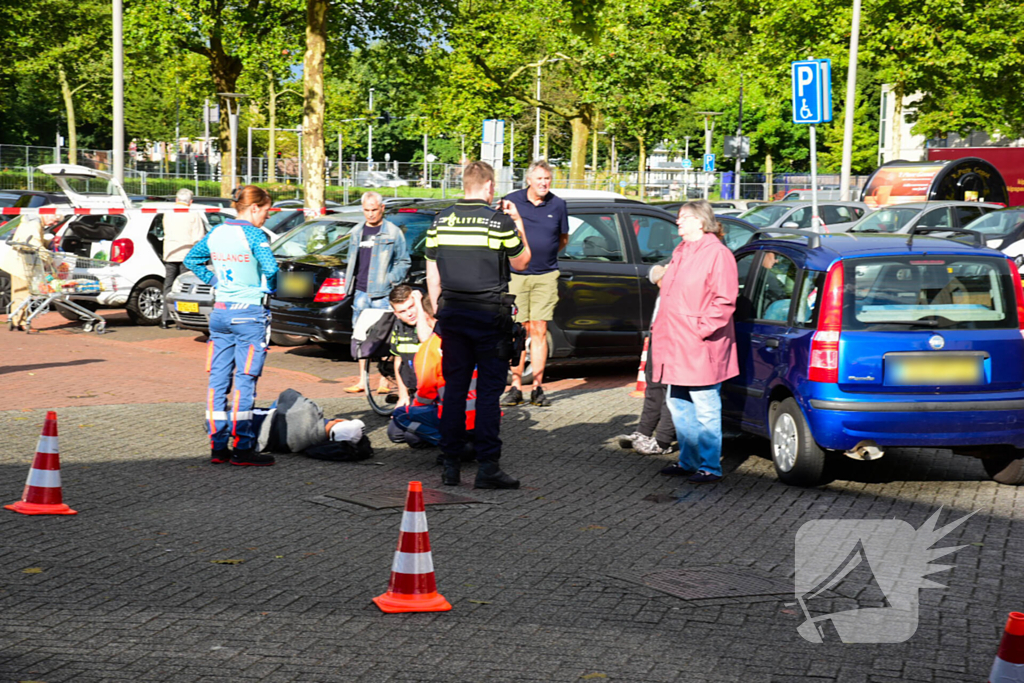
left=533, top=65, right=541, bottom=161
left=840, top=0, right=863, bottom=201
left=217, top=92, right=247, bottom=194
left=112, top=0, right=124, bottom=183
left=368, top=88, right=374, bottom=166
left=697, top=111, right=723, bottom=200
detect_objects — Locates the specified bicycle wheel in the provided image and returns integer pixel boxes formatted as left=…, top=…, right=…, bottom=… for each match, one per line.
left=364, top=361, right=396, bottom=417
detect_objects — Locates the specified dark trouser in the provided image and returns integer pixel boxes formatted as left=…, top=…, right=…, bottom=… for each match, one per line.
left=436, top=307, right=506, bottom=461
left=163, top=261, right=186, bottom=325
left=638, top=336, right=675, bottom=445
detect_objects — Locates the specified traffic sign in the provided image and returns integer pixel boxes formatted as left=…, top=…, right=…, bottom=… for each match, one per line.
left=681, top=158, right=693, bottom=170
left=703, top=154, right=716, bottom=173
left=791, top=59, right=833, bottom=125
left=619, top=180, right=628, bottom=188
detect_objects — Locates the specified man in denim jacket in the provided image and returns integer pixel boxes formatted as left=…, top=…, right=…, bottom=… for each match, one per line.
left=343, top=191, right=411, bottom=393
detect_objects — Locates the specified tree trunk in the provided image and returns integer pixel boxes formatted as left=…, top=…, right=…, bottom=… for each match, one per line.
left=302, top=0, right=327, bottom=212
left=891, top=81, right=904, bottom=162
left=268, top=76, right=278, bottom=183
left=210, top=55, right=243, bottom=198
left=569, top=116, right=590, bottom=184
left=637, top=135, right=647, bottom=200
left=56, top=65, right=77, bottom=165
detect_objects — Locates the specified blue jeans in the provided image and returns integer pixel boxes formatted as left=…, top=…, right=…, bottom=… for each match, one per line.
left=351, top=289, right=390, bottom=326
left=387, top=404, right=442, bottom=447
left=207, top=304, right=270, bottom=452
left=665, top=383, right=723, bottom=477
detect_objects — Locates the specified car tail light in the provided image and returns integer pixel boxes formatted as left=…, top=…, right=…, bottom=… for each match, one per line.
left=809, top=261, right=844, bottom=383
left=1010, top=263, right=1024, bottom=332
left=314, top=277, right=346, bottom=302
left=111, top=238, right=134, bottom=263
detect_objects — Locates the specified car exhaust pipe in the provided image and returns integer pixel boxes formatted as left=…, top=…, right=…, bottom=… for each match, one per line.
left=844, top=440, right=884, bottom=461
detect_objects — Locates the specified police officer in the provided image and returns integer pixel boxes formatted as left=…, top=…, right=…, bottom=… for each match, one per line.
left=184, top=185, right=278, bottom=466
left=425, top=161, right=532, bottom=489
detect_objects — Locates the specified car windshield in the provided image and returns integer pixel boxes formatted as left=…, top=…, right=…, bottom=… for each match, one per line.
left=740, top=204, right=792, bottom=227
left=263, top=210, right=300, bottom=232
left=272, top=220, right=355, bottom=258
left=849, top=207, right=920, bottom=233
left=846, top=255, right=1016, bottom=330
left=963, top=209, right=1024, bottom=238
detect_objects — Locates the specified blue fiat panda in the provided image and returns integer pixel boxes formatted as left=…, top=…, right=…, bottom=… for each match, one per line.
left=725, top=228, right=1024, bottom=487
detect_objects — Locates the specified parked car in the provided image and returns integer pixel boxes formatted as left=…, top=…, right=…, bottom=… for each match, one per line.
left=162, top=196, right=235, bottom=208
left=272, top=199, right=344, bottom=209
left=267, top=200, right=759, bottom=373
left=847, top=201, right=1001, bottom=235
left=0, top=192, right=22, bottom=227
left=165, top=214, right=361, bottom=338
left=778, top=188, right=842, bottom=201
left=711, top=200, right=767, bottom=212
left=961, top=208, right=1024, bottom=271
left=726, top=227, right=1024, bottom=487
left=740, top=201, right=870, bottom=233
left=354, top=171, right=409, bottom=188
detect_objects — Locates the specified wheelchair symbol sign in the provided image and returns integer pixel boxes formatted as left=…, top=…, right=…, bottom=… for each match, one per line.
left=792, top=60, right=832, bottom=125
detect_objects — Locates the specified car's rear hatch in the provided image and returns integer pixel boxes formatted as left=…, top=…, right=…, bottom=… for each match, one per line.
left=35, top=164, right=132, bottom=209
left=836, top=253, right=1024, bottom=393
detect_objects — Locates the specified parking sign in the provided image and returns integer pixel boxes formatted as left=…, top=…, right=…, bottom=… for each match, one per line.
left=791, top=59, right=833, bottom=125
left=703, top=154, right=716, bottom=173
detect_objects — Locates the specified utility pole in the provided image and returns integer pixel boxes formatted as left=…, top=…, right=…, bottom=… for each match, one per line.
left=697, top=112, right=722, bottom=200
left=112, top=0, right=124, bottom=183
left=839, top=0, right=863, bottom=201
left=733, top=75, right=744, bottom=202
left=368, top=88, right=374, bottom=165
left=533, top=65, right=541, bottom=161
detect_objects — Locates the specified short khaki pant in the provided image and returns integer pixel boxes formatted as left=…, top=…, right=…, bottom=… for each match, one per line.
left=509, top=270, right=560, bottom=323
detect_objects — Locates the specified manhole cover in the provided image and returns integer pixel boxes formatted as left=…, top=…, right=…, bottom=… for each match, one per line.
left=615, top=567, right=792, bottom=601
left=324, top=488, right=486, bottom=510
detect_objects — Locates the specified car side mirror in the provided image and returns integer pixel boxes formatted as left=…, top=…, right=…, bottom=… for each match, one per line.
left=781, top=221, right=799, bottom=229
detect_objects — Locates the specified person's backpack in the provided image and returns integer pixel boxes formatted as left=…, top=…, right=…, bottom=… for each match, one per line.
left=350, top=309, right=395, bottom=360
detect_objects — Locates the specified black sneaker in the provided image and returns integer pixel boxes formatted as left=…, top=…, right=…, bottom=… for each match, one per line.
left=230, top=449, right=275, bottom=467
left=660, top=463, right=696, bottom=477
left=529, top=387, right=551, bottom=406
left=210, top=448, right=231, bottom=464
left=500, top=388, right=524, bottom=406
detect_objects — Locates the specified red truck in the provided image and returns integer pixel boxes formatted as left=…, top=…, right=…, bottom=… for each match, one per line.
left=928, top=147, right=1024, bottom=207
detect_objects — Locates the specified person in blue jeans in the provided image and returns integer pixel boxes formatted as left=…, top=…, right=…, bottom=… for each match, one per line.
left=342, top=191, right=410, bottom=394
left=184, top=186, right=279, bottom=466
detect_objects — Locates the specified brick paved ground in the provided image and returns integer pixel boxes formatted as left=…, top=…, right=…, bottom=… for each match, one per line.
left=0, top=311, right=635, bottom=410
left=1, top=380, right=1021, bottom=681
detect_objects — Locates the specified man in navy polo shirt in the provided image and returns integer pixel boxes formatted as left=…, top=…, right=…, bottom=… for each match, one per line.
left=501, top=160, right=569, bottom=407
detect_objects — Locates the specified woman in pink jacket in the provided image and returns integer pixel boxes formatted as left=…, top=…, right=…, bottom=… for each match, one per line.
left=650, top=200, right=739, bottom=483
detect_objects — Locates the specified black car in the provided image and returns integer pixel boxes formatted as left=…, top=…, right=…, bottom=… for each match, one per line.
left=269, top=199, right=758, bottom=361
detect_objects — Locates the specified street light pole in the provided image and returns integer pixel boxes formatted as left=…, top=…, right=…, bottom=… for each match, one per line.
left=246, top=126, right=252, bottom=185
left=697, top=111, right=722, bottom=200
left=533, top=65, right=541, bottom=161
left=368, top=87, right=374, bottom=165
left=840, top=0, right=863, bottom=201
left=217, top=93, right=247, bottom=194
left=112, top=0, right=124, bottom=183
left=734, top=75, right=744, bottom=202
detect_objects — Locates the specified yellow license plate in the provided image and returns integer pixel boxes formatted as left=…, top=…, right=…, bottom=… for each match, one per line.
left=279, top=272, right=310, bottom=297
left=176, top=301, right=199, bottom=313
left=889, top=356, right=983, bottom=385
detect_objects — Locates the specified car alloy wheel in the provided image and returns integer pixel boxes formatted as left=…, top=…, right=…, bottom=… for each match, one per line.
left=772, top=412, right=799, bottom=472
left=138, top=286, right=163, bottom=320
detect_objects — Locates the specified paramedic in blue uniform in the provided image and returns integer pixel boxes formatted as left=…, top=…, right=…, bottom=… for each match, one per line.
left=184, top=186, right=279, bottom=467
left=425, top=161, right=532, bottom=489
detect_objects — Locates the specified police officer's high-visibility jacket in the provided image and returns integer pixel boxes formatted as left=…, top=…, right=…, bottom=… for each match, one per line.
left=425, top=199, right=525, bottom=305
left=412, top=333, right=476, bottom=430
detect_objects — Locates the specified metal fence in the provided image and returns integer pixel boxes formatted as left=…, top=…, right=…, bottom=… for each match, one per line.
left=0, top=143, right=870, bottom=204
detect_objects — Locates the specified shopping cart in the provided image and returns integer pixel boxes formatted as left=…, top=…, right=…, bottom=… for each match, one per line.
left=7, top=241, right=115, bottom=334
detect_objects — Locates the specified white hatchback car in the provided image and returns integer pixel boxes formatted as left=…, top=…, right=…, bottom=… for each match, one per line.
left=40, top=164, right=231, bottom=325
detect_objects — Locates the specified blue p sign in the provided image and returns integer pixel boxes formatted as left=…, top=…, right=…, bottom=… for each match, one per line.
left=792, top=60, right=822, bottom=124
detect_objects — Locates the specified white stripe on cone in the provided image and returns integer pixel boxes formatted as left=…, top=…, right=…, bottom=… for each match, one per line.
left=25, top=468, right=62, bottom=488
left=391, top=550, right=435, bottom=575
left=989, top=656, right=1024, bottom=682
left=36, top=435, right=58, bottom=454
left=400, top=511, right=429, bottom=533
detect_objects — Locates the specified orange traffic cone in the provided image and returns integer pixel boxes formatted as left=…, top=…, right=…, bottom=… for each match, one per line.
left=629, top=336, right=650, bottom=398
left=5, top=411, right=77, bottom=516
left=989, top=612, right=1024, bottom=682
left=372, top=481, right=451, bottom=613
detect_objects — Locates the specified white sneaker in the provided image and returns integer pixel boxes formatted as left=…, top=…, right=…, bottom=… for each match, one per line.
left=616, top=431, right=645, bottom=449
left=635, top=436, right=674, bottom=456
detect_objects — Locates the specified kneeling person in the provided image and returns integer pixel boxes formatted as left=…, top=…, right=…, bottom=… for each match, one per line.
left=388, top=296, right=477, bottom=450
